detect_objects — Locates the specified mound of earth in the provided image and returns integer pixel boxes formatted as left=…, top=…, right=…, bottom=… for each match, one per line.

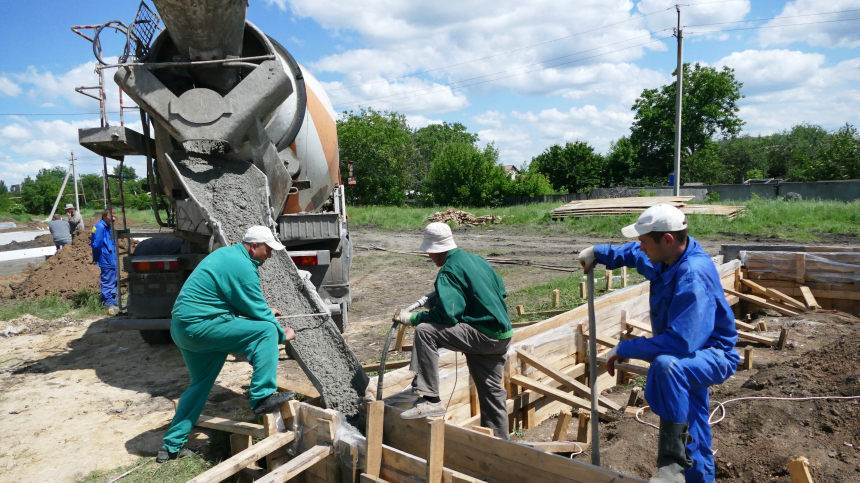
left=12, top=233, right=136, bottom=300
left=579, top=311, right=860, bottom=482
left=0, top=233, right=53, bottom=253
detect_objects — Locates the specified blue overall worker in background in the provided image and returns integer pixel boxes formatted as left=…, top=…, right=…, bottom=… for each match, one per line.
left=91, top=209, right=118, bottom=312
left=579, top=204, right=738, bottom=483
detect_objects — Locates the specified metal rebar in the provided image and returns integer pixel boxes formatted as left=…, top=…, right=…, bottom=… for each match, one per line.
left=587, top=268, right=600, bottom=466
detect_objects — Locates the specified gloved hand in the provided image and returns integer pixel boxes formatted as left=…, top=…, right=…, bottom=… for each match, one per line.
left=605, top=346, right=619, bottom=376
left=392, top=309, right=412, bottom=326
left=578, top=247, right=596, bottom=274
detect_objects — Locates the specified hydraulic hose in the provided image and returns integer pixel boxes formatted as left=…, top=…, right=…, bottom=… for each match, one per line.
left=376, top=292, right=436, bottom=400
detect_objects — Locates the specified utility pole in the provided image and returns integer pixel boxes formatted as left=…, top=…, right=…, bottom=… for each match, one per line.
left=71, top=151, right=80, bottom=213
left=673, top=4, right=684, bottom=196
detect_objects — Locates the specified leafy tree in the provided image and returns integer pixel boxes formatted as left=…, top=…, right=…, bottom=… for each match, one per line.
left=424, top=142, right=508, bottom=207
left=604, top=137, right=640, bottom=186
left=338, top=108, right=413, bottom=205
left=530, top=141, right=606, bottom=193
left=682, top=141, right=732, bottom=185
left=19, top=167, right=74, bottom=215
left=80, top=173, right=105, bottom=209
left=0, top=180, right=8, bottom=196
left=0, top=180, right=11, bottom=212
left=503, top=166, right=555, bottom=198
left=629, top=62, right=744, bottom=181
left=411, top=122, right=478, bottom=192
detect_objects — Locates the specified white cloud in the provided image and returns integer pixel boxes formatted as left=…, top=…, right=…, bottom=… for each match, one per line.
left=637, top=0, right=751, bottom=36
left=322, top=77, right=470, bottom=114
left=0, top=124, right=31, bottom=141
left=0, top=77, right=22, bottom=97
left=759, top=0, right=860, bottom=48
left=714, top=49, right=825, bottom=95
left=472, top=110, right=507, bottom=128
left=405, top=114, right=443, bottom=129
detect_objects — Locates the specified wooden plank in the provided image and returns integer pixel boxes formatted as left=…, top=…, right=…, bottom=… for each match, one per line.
left=469, top=426, right=494, bottom=437
left=515, top=349, right=622, bottom=411
left=741, top=279, right=808, bottom=311
left=724, top=288, right=800, bottom=316
left=799, top=286, right=822, bottom=309
left=625, top=319, right=652, bottom=333
left=587, top=357, right=650, bottom=376
left=255, top=445, right=333, bottom=483
left=778, top=328, right=790, bottom=350
left=605, top=269, right=613, bottom=291
left=627, top=386, right=642, bottom=407
left=229, top=433, right=251, bottom=457
left=364, top=359, right=411, bottom=372
left=195, top=415, right=266, bottom=439
left=509, top=375, right=614, bottom=420
left=366, top=400, right=385, bottom=478
left=552, top=289, right=560, bottom=308
left=737, top=330, right=778, bottom=347
left=788, top=456, right=814, bottom=483
left=735, top=319, right=757, bottom=331
left=576, top=412, right=591, bottom=443
left=743, top=347, right=754, bottom=370
left=621, top=267, right=628, bottom=288
left=552, top=409, right=573, bottom=441
left=359, top=474, right=389, bottom=483
left=427, top=419, right=445, bottom=483
left=468, top=378, right=479, bottom=417
left=277, top=377, right=321, bottom=399
left=580, top=282, right=586, bottom=299
left=187, top=431, right=296, bottom=483
left=581, top=330, right=619, bottom=348
left=758, top=321, right=768, bottom=332
left=394, top=324, right=408, bottom=351
left=523, top=441, right=588, bottom=453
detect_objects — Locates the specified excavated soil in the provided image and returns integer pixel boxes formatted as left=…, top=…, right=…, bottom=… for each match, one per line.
left=11, top=233, right=135, bottom=300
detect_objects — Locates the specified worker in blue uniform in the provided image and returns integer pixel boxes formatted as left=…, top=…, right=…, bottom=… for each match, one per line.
left=579, top=204, right=738, bottom=483
left=91, top=209, right=118, bottom=311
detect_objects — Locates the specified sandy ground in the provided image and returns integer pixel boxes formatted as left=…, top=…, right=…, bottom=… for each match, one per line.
left=0, top=225, right=856, bottom=482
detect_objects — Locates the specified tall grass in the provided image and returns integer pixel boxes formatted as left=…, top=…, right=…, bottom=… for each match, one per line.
left=0, top=291, right=109, bottom=321
left=348, top=199, right=860, bottom=242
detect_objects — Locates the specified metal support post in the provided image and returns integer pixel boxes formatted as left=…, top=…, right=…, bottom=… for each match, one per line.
left=673, top=6, right=684, bottom=196
left=586, top=269, right=600, bottom=466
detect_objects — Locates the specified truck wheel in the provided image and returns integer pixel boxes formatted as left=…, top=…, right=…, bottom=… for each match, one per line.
left=140, top=329, right=174, bottom=345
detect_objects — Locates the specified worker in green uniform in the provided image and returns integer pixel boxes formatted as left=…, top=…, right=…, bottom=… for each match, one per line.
left=393, top=222, right=513, bottom=439
left=157, top=226, right=297, bottom=463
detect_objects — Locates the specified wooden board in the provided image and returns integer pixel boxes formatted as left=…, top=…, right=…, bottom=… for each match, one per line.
left=195, top=415, right=266, bottom=439
left=509, top=375, right=614, bottom=420
left=515, top=349, right=622, bottom=411
left=724, top=288, right=800, bottom=316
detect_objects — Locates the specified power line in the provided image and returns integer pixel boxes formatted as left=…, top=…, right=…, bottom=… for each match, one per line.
left=683, top=7, right=860, bottom=29
left=686, top=16, right=860, bottom=35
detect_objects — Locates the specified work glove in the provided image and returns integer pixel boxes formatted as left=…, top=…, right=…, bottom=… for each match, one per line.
left=578, top=246, right=596, bottom=274
left=605, top=346, right=619, bottom=376
left=392, top=309, right=413, bottom=326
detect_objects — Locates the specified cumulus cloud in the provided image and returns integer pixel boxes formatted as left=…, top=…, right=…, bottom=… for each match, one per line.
left=0, top=77, right=22, bottom=97
left=472, top=110, right=507, bottom=128
left=714, top=49, right=825, bottom=95
left=323, top=76, right=470, bottom=114
left=405, top=114, right=443, bottom=129
left=759, top=0, right=860, bottom=48
left=637, top=0, right=751, bottom=35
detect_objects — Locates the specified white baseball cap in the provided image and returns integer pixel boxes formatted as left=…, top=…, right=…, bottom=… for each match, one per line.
left=242, top=225, right=285, bottom=250
left=419, top=222, right=457, bottom=253
left=65, top=204, right=75, bottom=210
left=621, top=204, right=688, bottom=238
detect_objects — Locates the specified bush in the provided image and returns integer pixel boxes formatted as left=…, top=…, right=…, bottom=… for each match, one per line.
left=425, top=143, right=508, bottom=207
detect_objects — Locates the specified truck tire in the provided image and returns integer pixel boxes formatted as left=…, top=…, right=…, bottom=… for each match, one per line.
left=139, top=329, right=174, bottom=345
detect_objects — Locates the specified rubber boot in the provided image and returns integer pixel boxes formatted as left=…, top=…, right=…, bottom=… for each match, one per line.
left=649, top=420, right=692, bottom=483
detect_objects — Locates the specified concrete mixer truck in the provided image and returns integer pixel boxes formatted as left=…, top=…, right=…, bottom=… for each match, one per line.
left=77, top=0, right=353, bottom=344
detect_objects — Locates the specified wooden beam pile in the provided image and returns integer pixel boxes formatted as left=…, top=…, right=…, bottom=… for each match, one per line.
left=425, top=208, right=500, bottom=226
left=550, top=196, right=745, bottom=220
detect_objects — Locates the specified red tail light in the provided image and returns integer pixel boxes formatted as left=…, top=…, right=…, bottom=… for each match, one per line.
left=291, top=255, right=318, bottom=266
left=133, top=260, right=180, bottom=271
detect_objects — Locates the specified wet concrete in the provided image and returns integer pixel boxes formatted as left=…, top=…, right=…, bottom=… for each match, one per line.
left=175, top=153, right=367, bottom=416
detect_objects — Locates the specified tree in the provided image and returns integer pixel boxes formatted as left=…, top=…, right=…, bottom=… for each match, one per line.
left=411, top=122, right=478, bottom=193
left=604, top=137, right=638, bottom=186
left=530, top=141, right=606, bottom=193
left=629, top=62, right=744, bottom=181
left=503, top=165, right=555, bottom=198
left=338, top=108, right=413, bottom=205
left=19, top=167, right=73, bottom=215
left=424, top=143, right=508, bottom=207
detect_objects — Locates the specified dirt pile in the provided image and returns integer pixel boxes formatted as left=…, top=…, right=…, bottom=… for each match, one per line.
left=11, top=233, right=135, bottom=300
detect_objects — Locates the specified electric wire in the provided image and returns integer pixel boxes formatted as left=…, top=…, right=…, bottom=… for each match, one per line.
left=686, top=16, right=860, bottom=36
left=683, top=7, right=860, bottom=29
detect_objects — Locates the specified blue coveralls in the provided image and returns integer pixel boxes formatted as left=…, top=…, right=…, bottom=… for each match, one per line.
left=91, top=219, right=117, bottom=307
left=595, top=237, right=739, bottom=483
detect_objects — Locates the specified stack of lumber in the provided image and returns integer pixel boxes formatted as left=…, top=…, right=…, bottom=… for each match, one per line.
left=550, top=196, right=744, bottom=220
left=740, top=249, right=860, bottom=314
left=425, top=208, right=500, bottom=226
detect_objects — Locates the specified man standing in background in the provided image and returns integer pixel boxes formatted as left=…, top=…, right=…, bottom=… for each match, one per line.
left=91, top=209, right=117, bottom=312
left=48, top=214, right=72, bottom=250
left=65, top=203, right=84, bottom=236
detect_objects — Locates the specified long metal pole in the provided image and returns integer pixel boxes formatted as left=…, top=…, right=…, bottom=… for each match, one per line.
left=45, top=162, right=73, bottom=223
left=673, top=7, right=684, bottom=196
left=587, top=269, right=600, bottom=466
left=71, top=151, right=80, bottom=212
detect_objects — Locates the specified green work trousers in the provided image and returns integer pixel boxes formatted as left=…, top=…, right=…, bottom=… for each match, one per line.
left=161, top=315, right=280, bottom=452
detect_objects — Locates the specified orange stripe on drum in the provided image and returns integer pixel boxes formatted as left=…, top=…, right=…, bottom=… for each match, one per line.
left=304, top=82, right=340, bottom=189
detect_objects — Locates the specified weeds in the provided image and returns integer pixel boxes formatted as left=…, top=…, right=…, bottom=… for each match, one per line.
left=79, top=453, right=240, bottom=483
left=0, top=291, right=108, bottom=321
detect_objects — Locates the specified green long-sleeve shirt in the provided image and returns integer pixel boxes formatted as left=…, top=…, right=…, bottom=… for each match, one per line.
left=172, top=243, right=285, bottom=341
left=411, top=248, right=512, bottom=339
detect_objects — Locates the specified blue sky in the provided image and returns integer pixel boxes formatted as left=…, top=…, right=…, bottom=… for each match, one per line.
left=1, top=0, right=859, bottom=185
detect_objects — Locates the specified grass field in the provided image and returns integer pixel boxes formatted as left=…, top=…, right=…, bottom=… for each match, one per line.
left=349, top=199, right=860, bottom=242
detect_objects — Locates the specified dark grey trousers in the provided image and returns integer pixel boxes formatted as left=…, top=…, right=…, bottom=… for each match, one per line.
left=409, top=322, right=511, bottom=439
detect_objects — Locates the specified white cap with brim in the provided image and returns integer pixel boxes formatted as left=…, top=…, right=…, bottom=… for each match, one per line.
left=242, top=225, right=286, bottom=251
left=65, top=204, right=75, bottom=210
left=419, top=222, right=458, bottom=253
left=621, top=204, right=688, bottom=238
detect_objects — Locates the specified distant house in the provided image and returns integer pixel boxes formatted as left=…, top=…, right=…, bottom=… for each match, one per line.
left=503, top=165, right=520, bottom=180
left=10, top=184, right=21, bottom=193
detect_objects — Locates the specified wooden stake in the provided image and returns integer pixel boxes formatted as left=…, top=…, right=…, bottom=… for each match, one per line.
left=627, top=386, right=642, bottom=407
left=757, top=321, right=767, bottom=332
left=552, top=409, right=573, bottom=441
left=552, top=289, right=561, bottom=308
left=394, top=324, right=408, bottom=351
left=605, top=269, right=613, bottom=291
left=796, top=253, right=806, bottom=284
left=470, top=426, right=494, bottom=437
left=777, top=327, right=790, bottom=350
left=580, top=281, right=587, bottom=299
left=469, top=377, right=479, bottom=417
left=621, top=266, right=628, bottom=287
left=799, top=286, right=821, bottom=310
left=516, top=305, right=526, bottom=316
left=365, top=400, right=385, bottom=478
left=230, top=434, right=252, bottom=456
left=788, top=456, right=814, bottom=483
left=743, top=347, right=754, bottom=370
left=725, top=288, right=800, bottom=316
left=426, top=419, right=445, bottom=483
left=576, top=412, right=591, bottom=443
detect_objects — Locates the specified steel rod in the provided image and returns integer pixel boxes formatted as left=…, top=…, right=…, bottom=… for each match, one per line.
left=587, top=268, right=600, bottom=466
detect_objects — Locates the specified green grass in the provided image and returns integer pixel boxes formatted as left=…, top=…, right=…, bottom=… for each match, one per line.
left=0, top=291, right=110, bottom=321
left=505, top=269, right=647, bottom=321
left=78, top=454, right=239, bottom=483
left=0, top=208, right=159, bottom=226
left=348, top=199, right=860, bottom=242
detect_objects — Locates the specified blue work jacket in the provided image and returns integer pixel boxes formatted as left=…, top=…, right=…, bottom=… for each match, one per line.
left=594, top=236, right=739, bottom=364
left=91, top=219, right=116, bottom=269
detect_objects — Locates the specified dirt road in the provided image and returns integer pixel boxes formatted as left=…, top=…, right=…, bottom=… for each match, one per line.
left=0, top=226, right=851, bottom=481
